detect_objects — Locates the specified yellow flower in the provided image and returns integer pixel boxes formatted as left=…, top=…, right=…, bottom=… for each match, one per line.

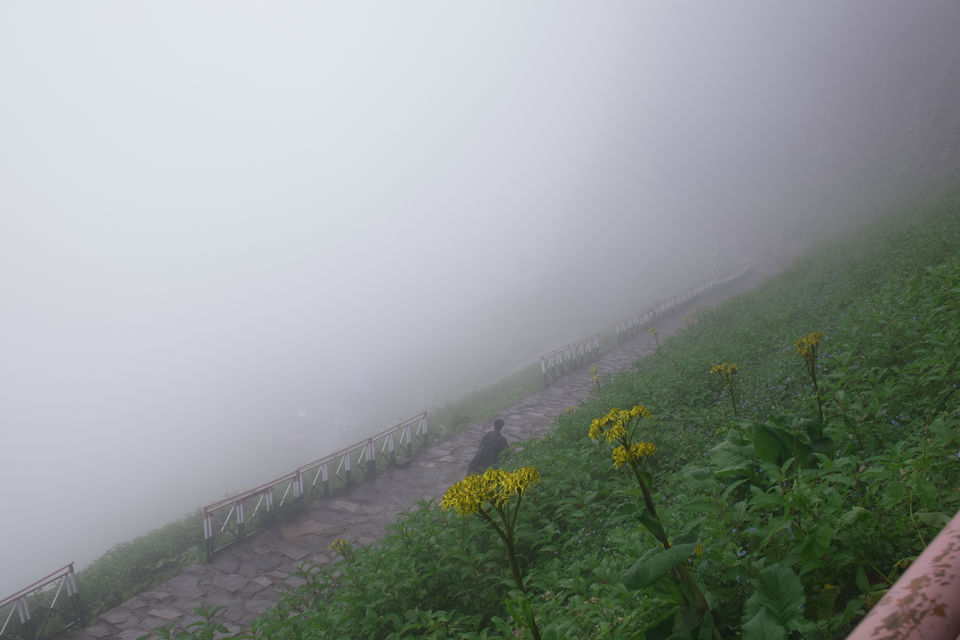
left=589, top=405, right=650, bottom=442
left=794, top=331, right=824, bottom=357
left=649, top=327, right=658, bottom=336
left=693, top=544, right=704, bottom=556
left=441, top=467, right=540, bottom=516
left=611, top=441, right=657, bottom=468
left=588, top=408, right=619, bottom=440
left=329, top=538, right=348, bottom=552
left=711, top=363, right=739, bottom=387
left=711, top=362, right=738, bottom=376
left=629, top=404, right=651, bottom=419
left=606, top=422, right=627, bottom=442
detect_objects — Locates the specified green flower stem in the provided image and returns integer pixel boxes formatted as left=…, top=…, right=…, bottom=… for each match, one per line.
left=477, top=503, right=543, bottom=640
left=726, top=382, right=739, bottom=417
left=629, top=460, right=720, bottom=639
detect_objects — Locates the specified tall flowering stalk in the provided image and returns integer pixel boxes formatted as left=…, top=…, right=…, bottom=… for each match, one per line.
left=710, top=362, right=740, bottom=417
left=328, top=538, right=369, bottom=601
left=442, top=467, right=542, bottom=640
left=795, top=331, right=825, bottom=428
left=649, top=326, right=660, bottom=349
left=589, top=366, right=601, bottom=391
left=589, top=406, right=665, bottom=542
left=590, top=406, right=718, bottom=638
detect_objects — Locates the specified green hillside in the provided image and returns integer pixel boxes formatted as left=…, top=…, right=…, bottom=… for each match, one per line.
left=158, top=193, right=960, bottom=639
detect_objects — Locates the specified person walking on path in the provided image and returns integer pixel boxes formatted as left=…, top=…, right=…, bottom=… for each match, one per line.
left=467, top=418, right=508, bottom=474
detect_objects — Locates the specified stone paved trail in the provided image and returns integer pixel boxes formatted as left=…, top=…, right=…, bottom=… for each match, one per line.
left=71, top=271, right=768, bottom=639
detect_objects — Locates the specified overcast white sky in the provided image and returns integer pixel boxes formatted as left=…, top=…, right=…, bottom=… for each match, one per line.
left=2, top=1, right=959, bottom=593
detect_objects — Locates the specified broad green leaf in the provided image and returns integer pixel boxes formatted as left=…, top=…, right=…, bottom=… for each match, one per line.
left=638, top=510, right=668, bottom=543
left=752, top=425, right=791, bottom=464
left=800, top=524, right=834, bottom=569
left=673, top=604, right=703, bottom=632
left=742, top=609, right=787, bottom=640
left=710, top=440, right=753, bottom=477
left=749, top=491, right=786, bottom=509
left=684, top=498, right=723, bottom=513
left=623, top=543, right=697, bottom=590
left=842, top=506, right=878, bottom=527
left=721, top=478, right=750, bottom=502
left=760, top=516, right=794, bottom=549
left=914, top=481, right=938, bottom=507
left=743, top=564, right=805, bottom=630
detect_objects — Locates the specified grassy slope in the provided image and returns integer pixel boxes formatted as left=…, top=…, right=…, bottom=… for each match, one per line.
left=233, top=192, right=960, bottom=640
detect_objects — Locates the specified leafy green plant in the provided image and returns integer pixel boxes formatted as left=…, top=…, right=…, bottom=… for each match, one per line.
left=588, top=405, right=720, bottom=639
left=441, top=467, right=544, bottom=640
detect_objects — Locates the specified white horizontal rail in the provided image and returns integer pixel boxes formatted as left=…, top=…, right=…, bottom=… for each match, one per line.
left=203, top=412, right=428, bottom=557
left=615, top=263, right=753, bottom=342
left=0, top=563, right=80, bottom=639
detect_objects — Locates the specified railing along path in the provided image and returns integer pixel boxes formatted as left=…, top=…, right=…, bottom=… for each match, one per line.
left=0, top=564, right=81, bottom=640
left=3, top=261, right=764, bottom=638
left=202, top=412, right=428, bottom=558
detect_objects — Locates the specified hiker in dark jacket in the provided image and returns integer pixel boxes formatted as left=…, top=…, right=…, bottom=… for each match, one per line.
left=467, top=419, right=508, bottom=474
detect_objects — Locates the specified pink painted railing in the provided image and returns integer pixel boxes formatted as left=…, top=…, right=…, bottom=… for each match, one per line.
left=848, top=509, right=960, bottom=639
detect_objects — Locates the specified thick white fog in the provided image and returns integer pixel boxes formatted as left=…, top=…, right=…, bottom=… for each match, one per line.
left=2, top=2, right=959, bottom=594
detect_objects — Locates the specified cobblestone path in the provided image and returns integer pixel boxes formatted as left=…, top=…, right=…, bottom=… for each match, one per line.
left=72, top=271, right=767, bottom=639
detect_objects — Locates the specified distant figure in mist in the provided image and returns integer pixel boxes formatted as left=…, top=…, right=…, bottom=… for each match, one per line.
left=467, top=419, right=508, bottom=475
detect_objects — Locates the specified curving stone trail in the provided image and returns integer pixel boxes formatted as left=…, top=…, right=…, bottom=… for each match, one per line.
left=70, top=271, right=768, bottom=639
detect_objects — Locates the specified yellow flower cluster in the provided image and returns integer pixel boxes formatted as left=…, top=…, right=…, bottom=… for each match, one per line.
left=710, top=362, right=738, bottom=376
left=611, top=441, right=657, bottom=468
left=648, top=327, right=658, bottom=336
left=794, top=331, right=824, bottom=357
left=588, top=405, right=651, bottom=442
left=441, top=467, right=540, bottom=516
left=710, top=362, right=739, bottom=387
left=329, top=538, right=348, bottom=552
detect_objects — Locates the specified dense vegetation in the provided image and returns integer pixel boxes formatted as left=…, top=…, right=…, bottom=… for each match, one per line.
left=187, top=194, right=959, bottom=640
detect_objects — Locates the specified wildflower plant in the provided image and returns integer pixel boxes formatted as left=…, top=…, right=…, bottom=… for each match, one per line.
left=589, top=406, right=664, bottom=541
left=649, top=326, right=660, bottom=349
left=441, top=467, right=543, bottom=640
left=794, top=331, right=825, bottom=425
left=328, top=538, right=369, bottom=602
left=589, top=406, right=720, bottom=639
left=589, top=366, right=601, bottom=391
left=710, top=362, right=740, bottom=417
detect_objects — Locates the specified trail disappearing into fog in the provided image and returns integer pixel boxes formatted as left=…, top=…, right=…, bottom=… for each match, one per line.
left=67, top=268, right=768, bottom=639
